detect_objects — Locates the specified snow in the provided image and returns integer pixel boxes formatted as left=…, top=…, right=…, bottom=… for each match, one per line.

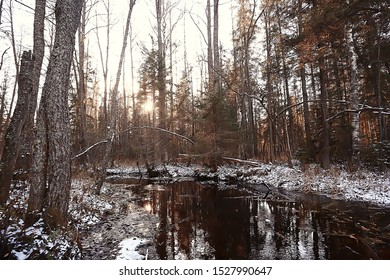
left=116, top=237, right=149, bottom=260
left=68, top=179, right=113, bottom=228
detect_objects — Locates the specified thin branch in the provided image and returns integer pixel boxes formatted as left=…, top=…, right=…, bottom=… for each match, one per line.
left=121, top=126, right=196, bottom=145
left=14, top=0, right=34, bottom=11
left=72, top=125, right=195, bottom=160
left=188, top=12, right=208, bottom=46
left=327, top=106, right=390, bottom=122
left=0, top=47, right=9, bottom=71
left=72, top=140, right=108, bottom=160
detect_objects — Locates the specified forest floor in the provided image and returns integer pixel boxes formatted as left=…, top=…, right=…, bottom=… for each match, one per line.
left=1, top=161, right=389, bottom=260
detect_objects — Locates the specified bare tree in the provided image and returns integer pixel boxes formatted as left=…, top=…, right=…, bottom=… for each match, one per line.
left=0, top=0, right=46, bottom=204
left=95, top=0, right=111, bottom=135
left=347, top=22, right=360, bottom=168
left=75, top=0, right=88, bottom=161
left=156, top=0, right=166, bottom=131
left=26, top=0, right=84, bottom=229
left=17, top=0, right=46, bottom=171
left=94, top=0, right=136, bottom=194
left=0, top=51, right=33, bottom=206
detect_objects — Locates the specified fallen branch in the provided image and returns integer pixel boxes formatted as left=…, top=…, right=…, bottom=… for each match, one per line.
left=221, top=157, right=262, bottom=167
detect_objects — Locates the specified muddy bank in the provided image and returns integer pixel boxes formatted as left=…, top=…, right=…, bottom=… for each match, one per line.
left=71, top=182, right=158, bottom=260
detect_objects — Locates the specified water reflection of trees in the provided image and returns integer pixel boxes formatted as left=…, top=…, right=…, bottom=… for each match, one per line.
left=140, top=182, right=390, bottom=259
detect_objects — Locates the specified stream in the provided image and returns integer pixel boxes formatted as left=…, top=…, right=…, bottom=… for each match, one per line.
left=124, top=180, right=390, bottom=260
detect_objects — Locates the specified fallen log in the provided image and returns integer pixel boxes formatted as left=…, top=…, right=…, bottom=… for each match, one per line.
left=221, top=157, right=262, bottom=167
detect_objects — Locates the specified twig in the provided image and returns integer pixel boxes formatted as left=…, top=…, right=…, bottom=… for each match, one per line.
left=121, top=126, right=196, bottom=145
left=72, top=140, right=108, bottom=160
left=0, top=47, right=9, bottom=71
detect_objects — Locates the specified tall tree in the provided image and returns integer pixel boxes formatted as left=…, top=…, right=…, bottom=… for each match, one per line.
left=347, top=21, right=360, bottom=168
left=17, top=0, right=46, bottom=171
left=94, top=0, right=136, bottom=194
left=0, top=51, right=33, bottom=205
left=234, top=0, right=262, bottom=158
left=297, top=0, right=314, bottom=159
left=0, top=0, right=46, bottom=205
left=156, top=0, right=166, bottom=131
left=95, top=0, right=111, bottom=136
left=26, top=0, right=84, bottom=229
left=75, top=0, right=88, bottom=162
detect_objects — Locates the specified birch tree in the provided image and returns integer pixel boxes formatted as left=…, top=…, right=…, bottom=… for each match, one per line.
left=347, top=23, right=360, bottom=168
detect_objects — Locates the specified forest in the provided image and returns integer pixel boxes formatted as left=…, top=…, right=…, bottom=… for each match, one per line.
left=0, top=0, right=389, bottom=260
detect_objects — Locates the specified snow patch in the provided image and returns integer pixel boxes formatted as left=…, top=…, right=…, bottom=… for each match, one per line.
left=116, top=237, right=149, bottom=260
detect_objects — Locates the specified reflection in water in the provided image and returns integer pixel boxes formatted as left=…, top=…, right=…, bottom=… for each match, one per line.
left=130, top=181, right=390, bottom=260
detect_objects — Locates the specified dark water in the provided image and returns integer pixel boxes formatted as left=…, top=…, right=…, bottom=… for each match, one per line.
left=129, top=181, right=390, bottom=260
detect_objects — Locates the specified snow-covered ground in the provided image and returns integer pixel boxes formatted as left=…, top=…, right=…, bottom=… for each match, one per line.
left=218, top=162, right=390, bottom=206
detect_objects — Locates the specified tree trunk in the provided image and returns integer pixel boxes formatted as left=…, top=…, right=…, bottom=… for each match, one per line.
left=213, top=0, right=220, bottom=92
left=0, top=51, right=33, bottom=206
left=298, top=0, right=313, bottom=158
left=319, top=57, right=330, bottom=169
left=156, top=0, right=166, bottom=130
left=265, top=9, right=274, bottom=162
left=347, top=24, right=360, bottom=168
left=76, top=0, right=88, bottom=163
left=276, top=3, right=294, bottom=157
left=26, top=0, right=83, bottom=229
left=206, top=0, right=213, bottom=90
left=94, top=0, right=136, bottom=194
left=16, top=0, right=46, bottom=172
left=0, top=0, right=4, bottom=25
left=95, top=0, right=111, bottom=136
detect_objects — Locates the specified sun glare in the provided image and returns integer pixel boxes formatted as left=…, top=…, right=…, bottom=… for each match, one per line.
left=142, top=100, right=154, bottom=113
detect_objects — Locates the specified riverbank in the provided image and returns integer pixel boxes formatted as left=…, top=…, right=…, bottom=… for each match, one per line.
left=107, top=161, right=390, bottom=207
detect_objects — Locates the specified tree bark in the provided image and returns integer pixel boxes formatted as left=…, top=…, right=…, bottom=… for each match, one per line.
left=0, top=51, right=33, bottom=206
left=17, top=0, right=46, bottom=171
left=26, top=0, right=83, bottom=229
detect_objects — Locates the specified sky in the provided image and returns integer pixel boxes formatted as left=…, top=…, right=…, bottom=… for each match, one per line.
left=0, top=0, right=241, bottom=110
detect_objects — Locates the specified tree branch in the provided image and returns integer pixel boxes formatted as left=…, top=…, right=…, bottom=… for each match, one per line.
left=0, top=47, right=9, bottom=71
left=121, top=126, right=196, bottom=145
left=72, top=126, right=195, bottom=160
left=72, top=140, right=108, bottom=160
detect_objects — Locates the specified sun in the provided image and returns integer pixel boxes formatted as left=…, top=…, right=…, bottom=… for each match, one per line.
left=142, top=100, right=154, bottom=113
